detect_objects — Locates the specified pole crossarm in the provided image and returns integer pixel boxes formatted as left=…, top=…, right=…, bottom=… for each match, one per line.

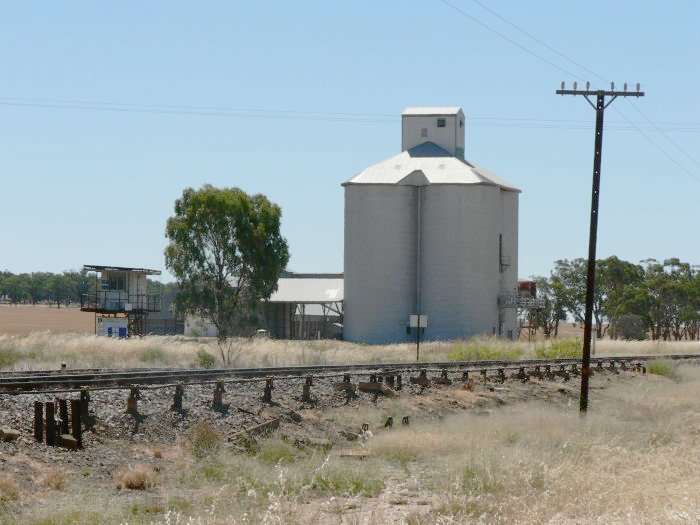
left=555, top=89, right=644, bottom=97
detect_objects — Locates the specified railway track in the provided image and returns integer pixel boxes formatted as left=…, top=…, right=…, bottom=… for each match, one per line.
left=1, top=353, right=698, bottom=393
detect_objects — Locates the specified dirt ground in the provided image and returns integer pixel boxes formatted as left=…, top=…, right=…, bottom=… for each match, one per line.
left=0, top=305, right=94, bottom=335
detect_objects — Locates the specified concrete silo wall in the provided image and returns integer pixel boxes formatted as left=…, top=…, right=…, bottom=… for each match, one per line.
left=344, top=183, right=519, bottom=343
left=343, top=185, right=417, bottom=343
left=420, top=185, right=501, bottom=340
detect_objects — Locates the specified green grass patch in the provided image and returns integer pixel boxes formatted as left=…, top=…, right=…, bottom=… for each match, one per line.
left=139, top=346, right=166, bottom=364
left=0, top=341, right=38, bottom=368
left=646, top=358, right=680, bottom=380
left=311, top=465, right=385, bottom=497
left=535, top=337, right=582, bottom=359
left=254, top=439, right=298, bottom=465
left=447, top=337, right=523, bottom=362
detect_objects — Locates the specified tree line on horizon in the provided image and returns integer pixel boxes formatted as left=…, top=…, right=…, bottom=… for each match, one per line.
left=530, top=257, right=700, bottom=341
left=0, top=271, right=175, bottom=308
left=2, top=255, right=698, bottom=342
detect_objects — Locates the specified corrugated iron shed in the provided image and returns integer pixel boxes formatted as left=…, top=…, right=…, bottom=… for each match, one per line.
left=268, top=275, right=343, bottom=304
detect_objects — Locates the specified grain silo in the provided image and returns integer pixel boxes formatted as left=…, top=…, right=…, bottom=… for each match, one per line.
left=343, top=107, right=520, bottom=343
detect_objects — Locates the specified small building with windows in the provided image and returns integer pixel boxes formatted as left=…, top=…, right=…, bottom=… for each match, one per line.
left=80, top=265, right=161, bottom=336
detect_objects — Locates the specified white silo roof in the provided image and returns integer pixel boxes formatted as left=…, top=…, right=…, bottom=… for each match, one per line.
left=343, top=142, right=520, bottom=191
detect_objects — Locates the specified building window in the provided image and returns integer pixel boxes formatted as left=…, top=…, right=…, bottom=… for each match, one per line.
left=421, top=128, right=428, bottom=137
left=460, top=119, right=463, bottom=128
left=437, top=118, right=446, bottom=128
left=108, top=273, right=126, bottom=291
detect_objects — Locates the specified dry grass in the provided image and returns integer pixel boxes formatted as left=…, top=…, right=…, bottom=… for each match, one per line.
left=0, top=475, right=19, bottom=502
left=36, top=468, right=67, bottom=490
left=115, top=465, right=157, bottom=490
left=4, top=366, right=700, bottom=524
left=1, top=331, right=699, bottom=373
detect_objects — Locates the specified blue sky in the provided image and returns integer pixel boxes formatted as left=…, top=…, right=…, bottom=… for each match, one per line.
left=1, top=1, right=698, bottom=281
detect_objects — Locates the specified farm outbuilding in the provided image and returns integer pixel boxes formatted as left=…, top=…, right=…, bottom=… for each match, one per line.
left=184, top=273, right=343, bottom=340
left=80, top=265, right=161, bottom=336
left=342, top=107, right=520, bottom=343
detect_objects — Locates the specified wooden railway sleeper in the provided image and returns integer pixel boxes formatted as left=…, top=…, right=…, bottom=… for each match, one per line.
left=127, top=386, right=140, bottom=415
left=213, top=380, right=226, bottom=411
left=302, top=375, right=314, bottom=403
left=172, top=383, right=185, bottom=412
left=262, top=378, right=274, bottom=403
left=512, top=367, right=529, bottom=382
left=558, top=365, right=571, bottom=381
left=544, top=366, right=556, bottom=381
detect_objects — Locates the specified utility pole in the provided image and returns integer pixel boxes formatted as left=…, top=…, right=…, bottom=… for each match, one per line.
left=556, top=81, right=644, bottom=413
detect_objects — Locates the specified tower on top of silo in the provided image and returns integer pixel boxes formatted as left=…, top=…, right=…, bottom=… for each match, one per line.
left=401, top=107, right=465, bottom=159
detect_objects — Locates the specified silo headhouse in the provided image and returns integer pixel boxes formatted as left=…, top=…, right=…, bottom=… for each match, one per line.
left=343, top=107, right=520, bottom=343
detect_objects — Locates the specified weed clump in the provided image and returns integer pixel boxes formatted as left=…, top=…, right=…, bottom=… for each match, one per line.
left=37, top=469, right=67, bottom=490
left=115, top=465, right=157, bottom=490
left=195, top=348, right=217, bottom=369
left=188, top=423, right=222, bottom=458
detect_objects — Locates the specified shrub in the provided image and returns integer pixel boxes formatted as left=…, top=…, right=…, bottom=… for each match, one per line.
left=189, top=423, right=221, bottom=458
left=614, top=314, right=649, bottom=340
left=535, top=337, right=582, bottom=359
left=115, top=465, right=157, bottom=490
left=447, top=337, right=523, bottom=362
left=196, top=349, right=217, bottom=369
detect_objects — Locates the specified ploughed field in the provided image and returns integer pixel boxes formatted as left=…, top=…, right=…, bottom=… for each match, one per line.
left=2, top=335, right=700, bottom=524
left=0, top=305, right=93, bottom=335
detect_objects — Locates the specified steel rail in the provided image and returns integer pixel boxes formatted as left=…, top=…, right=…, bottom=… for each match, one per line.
left=0, top=353, right=698, bottom=393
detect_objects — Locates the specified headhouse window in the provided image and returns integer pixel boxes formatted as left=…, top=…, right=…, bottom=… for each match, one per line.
left=421, top=127, right=428, bottom=137
left=437, top=118, right=446, bottom=128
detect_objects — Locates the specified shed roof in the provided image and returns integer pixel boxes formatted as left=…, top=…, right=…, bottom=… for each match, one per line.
left=402, top=107, right=462, bottom=116
left=268, top=276, right=343, bottom=304
left=343, top=142, right=520, bottom=191
left=83, top=265, right=161, bottom=275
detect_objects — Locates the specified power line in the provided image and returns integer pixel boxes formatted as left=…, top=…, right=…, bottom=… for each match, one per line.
left=438, top=0, right=700, bottom=180
left=625, top=99, right=700, bottom=169
left=1, top=96, right=698, bottom=133
left=611, top=105, right=700, bottom=184
left=438, top=0, right=583, bottom=81
left=468, top=0, right=608, bottom=84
